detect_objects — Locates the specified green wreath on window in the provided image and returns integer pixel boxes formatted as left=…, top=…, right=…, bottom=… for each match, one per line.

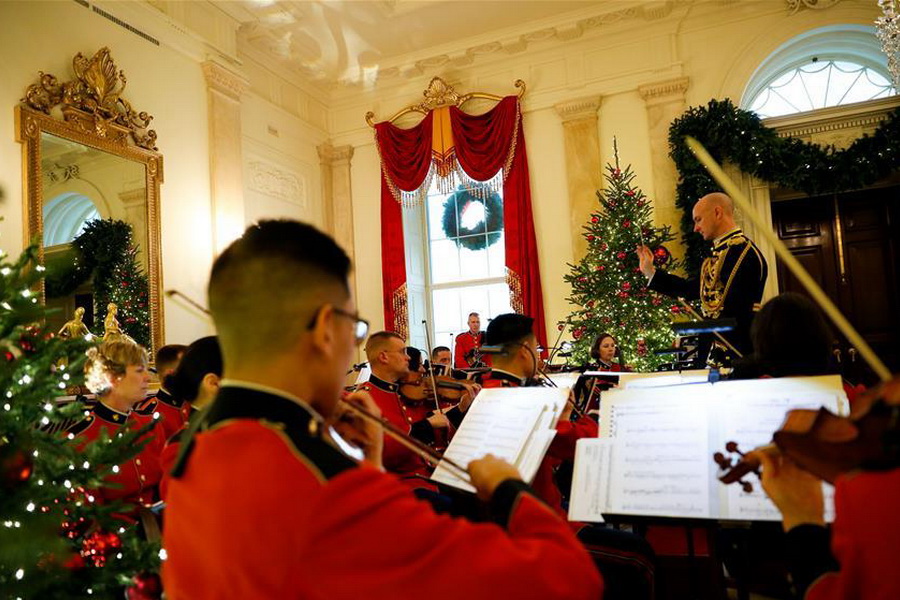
left=441, top=187, right=503, bottom=252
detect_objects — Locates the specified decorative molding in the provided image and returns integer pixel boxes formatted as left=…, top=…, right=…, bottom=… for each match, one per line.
left=638, top=76, right=690, bottom=104
left=764, top=96, right=900, bottom=139
left=318, top=143, right=355, bottom=165
left=554, top=96, right=602, bottom=122
left=247, top=160, right=308, bottom=207
left=786, top=0, right=842, bottom=14
left=22, top=47, right=157, bottom=151
left=201, top=61, right=248, bottom=100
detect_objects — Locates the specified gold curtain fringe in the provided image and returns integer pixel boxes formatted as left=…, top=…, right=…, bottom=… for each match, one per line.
left=506, top=267, right=524, bottom=314
left=391, top=283, right=410, bottom=340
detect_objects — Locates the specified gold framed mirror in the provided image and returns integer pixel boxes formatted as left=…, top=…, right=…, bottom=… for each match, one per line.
left=15, top=47, right=164, bottom=354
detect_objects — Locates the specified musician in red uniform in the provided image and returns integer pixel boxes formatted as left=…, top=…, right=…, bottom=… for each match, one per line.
left=454, top=312, right=486, bottom=368
left=359, top=332, right=449, bottom=487
left=757, top=379, right=900, bottom=600
left=67, top=340, right=164, bottom=510
left=162, top=220, right=602, bottom=600
left=134, top=343, right=189, bottom=440
left=479, top=313, right=598, bottom=511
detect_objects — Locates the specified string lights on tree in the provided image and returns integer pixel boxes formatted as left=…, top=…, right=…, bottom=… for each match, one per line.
left=563, top=143, right=685, bottom=371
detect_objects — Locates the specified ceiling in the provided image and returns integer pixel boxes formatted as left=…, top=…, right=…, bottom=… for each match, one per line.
left=219, top=1, right=628, bottom=88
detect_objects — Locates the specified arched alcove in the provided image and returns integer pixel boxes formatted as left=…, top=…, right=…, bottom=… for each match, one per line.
left=43, top=192, right=101, bottom=246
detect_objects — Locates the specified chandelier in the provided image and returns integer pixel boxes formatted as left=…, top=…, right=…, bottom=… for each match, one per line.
left=877, top=0, right=900, bottom=88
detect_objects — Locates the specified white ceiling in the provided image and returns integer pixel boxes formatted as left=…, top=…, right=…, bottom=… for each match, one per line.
left=221, top=1, right=617, bottom=87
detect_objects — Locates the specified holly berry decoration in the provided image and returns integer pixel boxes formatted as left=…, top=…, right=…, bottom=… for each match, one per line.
left=80, top=531, right=122, bottom=567
left=126, top=572, right=163, bottom=600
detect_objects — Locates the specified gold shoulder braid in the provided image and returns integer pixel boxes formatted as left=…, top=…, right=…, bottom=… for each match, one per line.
left=700, top=232, right=751, bottom=318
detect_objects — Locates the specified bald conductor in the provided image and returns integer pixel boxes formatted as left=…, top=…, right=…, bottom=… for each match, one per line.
left=637, top=192, right=768, bottom=357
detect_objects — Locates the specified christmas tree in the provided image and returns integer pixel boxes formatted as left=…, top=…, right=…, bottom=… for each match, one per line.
left=563, top=144, right=685, bottom=371
left=0, top=244, right=161, bottom=598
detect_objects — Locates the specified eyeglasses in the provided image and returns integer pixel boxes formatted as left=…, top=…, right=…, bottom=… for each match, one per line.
left=307, top=306, right=369, bottom=344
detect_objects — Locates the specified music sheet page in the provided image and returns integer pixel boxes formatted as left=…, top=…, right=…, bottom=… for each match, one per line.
left=431, top=387, right=568, bottom=492
left=570, top=375, right=847, bottom=522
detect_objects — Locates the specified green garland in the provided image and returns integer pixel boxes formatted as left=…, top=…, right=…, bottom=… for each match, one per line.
left=441, top=186, right=504, bottom=251
left=44, top=219, right=151, bottom=347
left=669, top=98, right=900, bottom=275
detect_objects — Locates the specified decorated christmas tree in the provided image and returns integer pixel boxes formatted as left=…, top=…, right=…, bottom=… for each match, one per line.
left=563, top=144, right=685, bottom=371
left=0, top=244, right=161, bottom=598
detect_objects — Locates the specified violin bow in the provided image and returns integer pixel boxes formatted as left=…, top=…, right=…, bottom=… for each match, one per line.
left=340, top=398, right=471, bottom=484
left=685, top=136, right=891, bottom=383
left=421, top=319, right=445, bottom=415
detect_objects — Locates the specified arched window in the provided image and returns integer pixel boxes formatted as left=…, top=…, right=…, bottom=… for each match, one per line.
left=43, top=192, right=101, bottom=247
left=743, top=25, right=897, bottom=118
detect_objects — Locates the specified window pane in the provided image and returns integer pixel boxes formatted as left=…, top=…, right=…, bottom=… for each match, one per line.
left=486, top=232, right=506, bottom=277
left=427, top=190, right=452, bottom=241
left=430, top=239, right=460, bottom=284
left=458, top=239, right=490, bottom=279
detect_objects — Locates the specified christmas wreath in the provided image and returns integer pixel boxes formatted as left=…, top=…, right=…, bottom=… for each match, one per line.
left=441, top=187, right=504, bottom=251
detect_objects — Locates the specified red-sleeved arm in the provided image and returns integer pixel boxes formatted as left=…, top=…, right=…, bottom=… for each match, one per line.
left=548, top=415, right=598, bottom=461
left=299, top=469, right=602, bottom=600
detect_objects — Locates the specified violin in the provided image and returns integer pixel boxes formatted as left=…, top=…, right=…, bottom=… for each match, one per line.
left=398, top=372, right=470, bottom=409
left=714, top=379, right=900, bottom=492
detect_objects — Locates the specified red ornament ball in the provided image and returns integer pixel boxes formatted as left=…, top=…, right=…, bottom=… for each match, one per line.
left=572, top=329, right=584, bottom=340
left=616, top=251, right=627, bottom=260
left=670, top=305, right=681, bottom=314
left=596, top=265, right=605, bottom=272
left=587, top=235, right=595, bottom=242
left=557, top=324, right=565, bottom=331
left=622, top=219, right=631, bottom=229
left=587, top=300, right=595, bottom=308
left=653, top=245, right=671, bottom=266
left=0, top=444, right=34, bottom=490
left=578, top=276, right=587, bottom=283
left=613, top=168, right=621, bottom=177
left=621, top=282, right=631, bottom=291
left=626, top=190, right=636, bottom=197
left=600, top=243, right=608, bottom=251
left=618, top=291, right=630, bottom=299
left=602, top=317, right=611, bottom=324
left=591, top=216, right=599, bottom=223
left=127, top=572, right=163, bottom=600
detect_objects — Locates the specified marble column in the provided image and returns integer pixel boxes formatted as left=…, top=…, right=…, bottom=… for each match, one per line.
left=317, top=142, right=356, bottom=265
left=637, top=76, right=690, bottom=260
left=554, top=96, right=602, bottom=260
left=202, top=60, right=248, bottom=254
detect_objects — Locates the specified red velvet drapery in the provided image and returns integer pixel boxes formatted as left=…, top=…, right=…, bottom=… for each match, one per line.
left=374, top=97, right=547, bottom=348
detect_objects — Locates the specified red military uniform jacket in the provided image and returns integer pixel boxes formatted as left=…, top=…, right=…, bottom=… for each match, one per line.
left=134, top=388, right=190, bottom=442
left=66, top=401, right=164, bottom=508
left=480, top=369, right=598, bottom=513
left=162, top=385, right=602, bottom=600
left=356, top=376, right=434, bottom=487
left=786, top=468, right=900, bottom=600
left=454, top=330, right=485, bottom=368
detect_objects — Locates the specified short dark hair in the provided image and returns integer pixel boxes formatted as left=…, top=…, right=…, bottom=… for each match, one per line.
left=468, top=312, right=479, bottom=318
left=749, top=292, right=833, bottom=377
left=208, top=220, right=351, bottom=361
left=166, top=336, right=223, bottom=403
left=406, top=346, right=423, bottom=371
left=431, top=346, right=450, bottom=359
left=485, top=313, right=534, bottom=349
left=364, top=331, right=404, bottom=358
left=156, top=344, right=187, bottom=372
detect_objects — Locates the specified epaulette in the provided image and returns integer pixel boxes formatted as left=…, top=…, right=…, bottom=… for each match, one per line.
left=65, top=415, right=94, bottom=436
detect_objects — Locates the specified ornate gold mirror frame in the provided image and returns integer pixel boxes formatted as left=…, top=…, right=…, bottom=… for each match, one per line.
left=15, top=47, right=164, bottom=353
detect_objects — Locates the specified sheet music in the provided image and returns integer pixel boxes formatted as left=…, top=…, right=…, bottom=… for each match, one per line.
left=571, top=375, right=847, bottom=522
left=568, top=439, right=611, bottom=522
left=431, top=387, right=568, bottom=492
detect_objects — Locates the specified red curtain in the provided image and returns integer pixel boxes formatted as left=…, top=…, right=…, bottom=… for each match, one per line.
left=374, top=97, right=547, bottom=349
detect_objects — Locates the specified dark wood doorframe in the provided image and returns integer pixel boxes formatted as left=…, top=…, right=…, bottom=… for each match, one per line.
left=770, top=184, right=900, bottom=383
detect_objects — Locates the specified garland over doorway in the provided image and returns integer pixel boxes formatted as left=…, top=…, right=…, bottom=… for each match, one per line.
left=669, top=98, right=900, bottom=275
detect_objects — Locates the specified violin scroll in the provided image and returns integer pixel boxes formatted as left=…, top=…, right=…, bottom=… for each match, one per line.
left=714, top=441, right=761, bottom=493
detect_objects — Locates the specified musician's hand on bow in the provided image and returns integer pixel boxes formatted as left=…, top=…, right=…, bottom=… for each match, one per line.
left=468, top=454, right=523, bottom=502
left=334, top=391, right=384, bottom=469
left=636, top=245, right=656, bottom=280
left=757, top=449, right=825, bottom=532
left=427, top=412, right=450, bottom=429
left=458, top=382, right=481, bottom=414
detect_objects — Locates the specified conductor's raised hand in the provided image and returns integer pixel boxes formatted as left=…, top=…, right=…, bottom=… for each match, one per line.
left=636, top=245, right=656, bottom=279
left=468, top=454, right=523, bottom=501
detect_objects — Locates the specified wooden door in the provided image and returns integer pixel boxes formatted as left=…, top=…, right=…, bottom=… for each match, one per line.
left=771, top=185, right=900, bottom=382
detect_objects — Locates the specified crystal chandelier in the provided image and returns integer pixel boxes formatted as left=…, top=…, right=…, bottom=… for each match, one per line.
left=876, top=0, right=900, bottom=88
